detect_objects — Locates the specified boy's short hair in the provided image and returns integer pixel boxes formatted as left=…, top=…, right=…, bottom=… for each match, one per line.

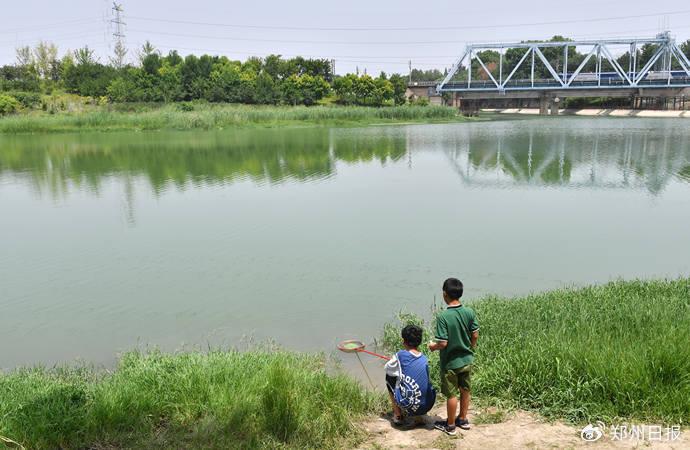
left=442, top=278, right=464, bottom=300
left=401, top=324, right=423, bottom=347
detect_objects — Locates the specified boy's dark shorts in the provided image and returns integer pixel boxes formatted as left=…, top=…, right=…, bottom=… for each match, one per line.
left=440, top=365, right=472, bottom=397
left=385, top=375, right=398, bottom=395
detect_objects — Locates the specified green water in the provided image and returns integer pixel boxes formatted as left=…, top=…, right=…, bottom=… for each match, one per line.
left=1, top=118, right=689, bottom=368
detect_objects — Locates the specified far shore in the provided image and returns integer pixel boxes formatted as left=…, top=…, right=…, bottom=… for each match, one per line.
left=483, top=107, right=690, bottom=118
left=0, top=103, right=472, bottom=134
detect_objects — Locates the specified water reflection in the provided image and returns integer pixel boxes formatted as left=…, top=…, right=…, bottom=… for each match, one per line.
left=1, top=119, right=689, bottom=199
left=0, top=128, right=407, bottom=198
left=2, top=118, right=690, bottom=369
left=443, top=124, right=690, bottom=195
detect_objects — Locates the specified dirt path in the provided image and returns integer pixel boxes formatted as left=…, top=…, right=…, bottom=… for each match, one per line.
left=359, top=406, right=688, bottom=450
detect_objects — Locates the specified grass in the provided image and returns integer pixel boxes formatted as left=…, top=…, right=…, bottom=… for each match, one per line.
left=382, top=278, right=690, bottom=425
left=3, top=279, right=687, bottom=448
left=0, top=349, right=385, bottom=449
left=0, top=103, right=464, bottom=134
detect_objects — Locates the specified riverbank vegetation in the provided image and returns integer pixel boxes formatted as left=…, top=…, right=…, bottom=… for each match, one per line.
left=383, top=278, right=690, bottom=424
left=0, top=350, right=384, bottom=449
left=0, top=103, right=461, bottom=133
left=1, top=42, right=420, bottom=113
left=2, top=279, right=686, bottom=449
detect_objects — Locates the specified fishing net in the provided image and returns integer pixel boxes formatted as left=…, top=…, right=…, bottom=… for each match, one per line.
left=337, top=339, right=366, bottom=353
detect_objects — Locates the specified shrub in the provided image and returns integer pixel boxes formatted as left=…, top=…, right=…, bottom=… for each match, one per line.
left=6, top=91, right=41, bottom=109
left=176, top=102, right=195, bottom=112
left=0, top=94, right=21, bottom=115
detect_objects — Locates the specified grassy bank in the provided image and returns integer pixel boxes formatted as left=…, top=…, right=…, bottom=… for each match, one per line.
left=0, top=350, right=384, bottom=449
left=3, top=279, right=686, bottom=448
left=383, top=278, right=690, bottom=424
left=0, top=103, right=463, bottom=134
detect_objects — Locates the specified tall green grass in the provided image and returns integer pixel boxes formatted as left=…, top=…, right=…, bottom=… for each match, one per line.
left=0, top=104, right=461, bottom=134
left=0, top=350, right=384, bottom=449
left=382, top=278, right=690, bottom=424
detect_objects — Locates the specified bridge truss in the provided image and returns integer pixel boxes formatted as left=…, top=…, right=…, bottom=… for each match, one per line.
left=437, top=32, right=690, bottom=93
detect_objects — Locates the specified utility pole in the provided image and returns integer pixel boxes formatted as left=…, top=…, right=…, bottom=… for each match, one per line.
left=409, top=60, right=412, bottom=83
left=110, top=2, right=127, bottom=68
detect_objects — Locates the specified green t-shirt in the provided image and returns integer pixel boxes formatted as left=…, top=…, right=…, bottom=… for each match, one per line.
left=435, top=304, right=479, bottom=372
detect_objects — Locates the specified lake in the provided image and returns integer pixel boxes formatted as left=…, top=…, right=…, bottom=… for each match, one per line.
left=1, top=117, right=690, bottom=369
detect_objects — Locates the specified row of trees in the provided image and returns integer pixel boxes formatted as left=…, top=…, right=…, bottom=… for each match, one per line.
left=0, top=41, right=409, bottom=107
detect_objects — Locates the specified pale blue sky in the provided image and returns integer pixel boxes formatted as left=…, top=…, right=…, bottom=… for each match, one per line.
left=1, top=0, right=689, bottom=74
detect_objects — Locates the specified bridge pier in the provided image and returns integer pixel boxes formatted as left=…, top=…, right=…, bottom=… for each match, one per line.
left=551, top=98, right=561, bottom=116
left=539, top=97, right=549, bottom=115
left=539, top=97, right=561, bottom=115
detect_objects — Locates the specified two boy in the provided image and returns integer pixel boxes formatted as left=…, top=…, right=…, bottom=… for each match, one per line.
left=386, top=277, right=479, bottom=436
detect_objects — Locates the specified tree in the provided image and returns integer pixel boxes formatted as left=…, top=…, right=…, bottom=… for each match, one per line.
left=681, top=39, right=690, bottom=60
left=410, top=68, right=443, bottom=82
left=15, top=46, right=32, bottom=67
left=138, top=41, right=157, bottom=64
left=64, top=47, right=115, bottom=97
left=281, top=74, right=302, bottom=105
left=333, top=74, right=392, bottom=106
left=33, top=41, right=58, bottom=79
left=388, top=74, right=408, bottom=105
left=110, top=41, right=128, bottom=69
left=141, top=52, right=162, bottom=76
left=74, top=46, right=97, bottom=66
left=255, top=72, right=280, bottom=104
left=157, top=62, right=183, bottom=102
left=207, top=61, right=243, bottom=102
left=0, top=65, right=39, bottom=92
left=107, top=75, right=138, bottom=102
left=297, top=74, right=330, bottom=105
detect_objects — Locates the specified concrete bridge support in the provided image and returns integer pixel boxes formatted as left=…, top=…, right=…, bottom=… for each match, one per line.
left=539, top=97, right=549, bottom=115
left=539, top=97, right=561, bottom=115
left=551, top=98, right=561, bottom=115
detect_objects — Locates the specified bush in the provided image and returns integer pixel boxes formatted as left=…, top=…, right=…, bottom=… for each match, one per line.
left=176, top=101, right=195, bottom=112
left=0, top=94, right=21, bottom=115
left=6, top=91, right=41, bottom=109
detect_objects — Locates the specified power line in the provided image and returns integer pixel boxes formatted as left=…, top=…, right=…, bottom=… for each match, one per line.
left=125, top=28, right=465, bottom=45
left=126, top=24, right=690, bottom=47
left=133, top=43, right=450, bottom=67
left=0, top=18, right=98, bottom=35
left=127, top=9, right=690, bottom=32
left=0, top=29, right=104, bottom=46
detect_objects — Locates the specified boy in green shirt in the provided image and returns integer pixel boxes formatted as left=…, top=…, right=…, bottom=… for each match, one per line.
left=428, top=278, right=479, bottom=436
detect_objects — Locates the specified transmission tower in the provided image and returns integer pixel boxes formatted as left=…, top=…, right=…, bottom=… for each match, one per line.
left=110, top=2, right=127, bottom=68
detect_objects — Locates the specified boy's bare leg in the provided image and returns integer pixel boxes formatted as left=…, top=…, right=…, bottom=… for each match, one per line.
left=459, top=388, right=470, bottom=420
left=388, top=391, right=402, bottom=419
left=446, top=396, right=458, bottom=425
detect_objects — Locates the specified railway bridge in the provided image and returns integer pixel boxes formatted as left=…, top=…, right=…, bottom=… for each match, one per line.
left=432, top=32, right=690, bottom=114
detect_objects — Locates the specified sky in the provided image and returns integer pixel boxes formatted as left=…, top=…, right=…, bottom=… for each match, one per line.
left=1, top=0, right=689, bottom=75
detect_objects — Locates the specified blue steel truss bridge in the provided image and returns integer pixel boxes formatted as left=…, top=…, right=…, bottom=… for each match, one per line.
left=437, top=32, right=690, bottom=112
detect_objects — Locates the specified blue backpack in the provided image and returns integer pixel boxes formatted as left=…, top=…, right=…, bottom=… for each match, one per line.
left=393, top=351, right=436, bottom=416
